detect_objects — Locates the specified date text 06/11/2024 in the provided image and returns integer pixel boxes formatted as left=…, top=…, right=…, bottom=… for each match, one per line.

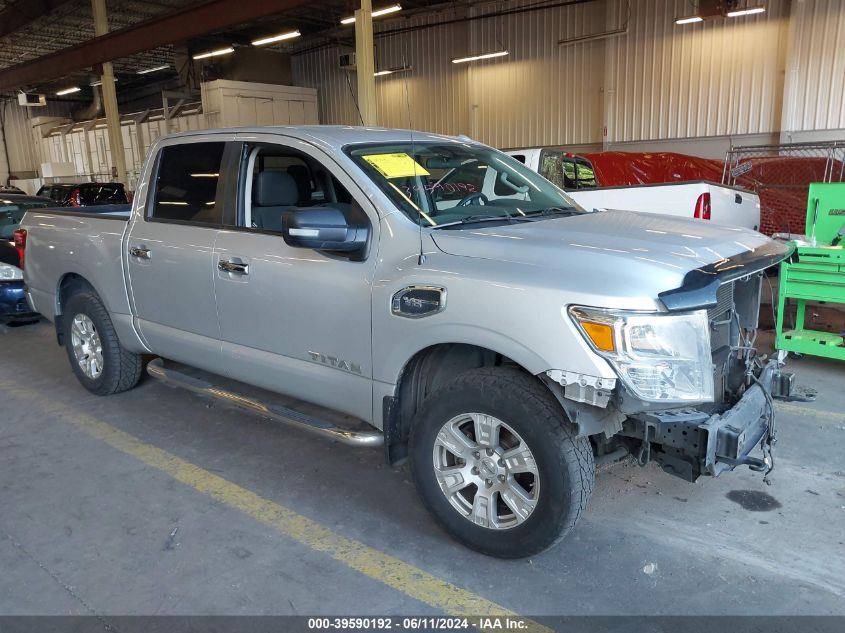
left=306, top=617, right=530, bottom=630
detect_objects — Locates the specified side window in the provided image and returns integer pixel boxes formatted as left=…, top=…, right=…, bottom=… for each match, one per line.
left=149, top=142, right=226, bottom=225
left=574, top=160, right=597, bottom=188
left=511, top=154, right=526, bottom=164
left=244, top=144, right=362, bottom=233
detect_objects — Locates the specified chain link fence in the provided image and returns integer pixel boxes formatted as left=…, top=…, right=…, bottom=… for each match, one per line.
left=722, top=141, right=845, bottom=235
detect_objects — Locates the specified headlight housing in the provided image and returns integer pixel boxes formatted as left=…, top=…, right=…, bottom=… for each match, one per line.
left=569, top=306, right=714, bottom=404
left=0, top=262, right=22, bottom=281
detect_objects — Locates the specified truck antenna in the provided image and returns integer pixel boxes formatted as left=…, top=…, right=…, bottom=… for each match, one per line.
left=402, top=52, right=425, bottom=265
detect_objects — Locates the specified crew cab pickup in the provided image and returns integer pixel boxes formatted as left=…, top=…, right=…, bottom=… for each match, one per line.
left=504, top=147, right=761, bottom=231
left=19, top=127, right=792, bottom=558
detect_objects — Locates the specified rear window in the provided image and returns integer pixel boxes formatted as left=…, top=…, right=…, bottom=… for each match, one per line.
left=79, top=184, right=127, bottom=205
left=539, top=151, right=597, bottom=190
left=149, top=142, right=226, bottom=225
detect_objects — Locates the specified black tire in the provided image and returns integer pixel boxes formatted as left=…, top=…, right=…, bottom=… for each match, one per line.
left=63, top=291, right=143, bottom=396
left=409, top=367, right=594, bottom=558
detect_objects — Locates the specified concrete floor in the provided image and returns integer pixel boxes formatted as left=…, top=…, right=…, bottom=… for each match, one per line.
left=1, top=320, right=844, bottom=619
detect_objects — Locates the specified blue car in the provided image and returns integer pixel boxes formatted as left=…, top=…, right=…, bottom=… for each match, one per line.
left=0, top=266, right=37, bottom=322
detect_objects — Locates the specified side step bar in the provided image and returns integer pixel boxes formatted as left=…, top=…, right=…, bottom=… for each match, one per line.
left=146, top=358, right=384, bottom=447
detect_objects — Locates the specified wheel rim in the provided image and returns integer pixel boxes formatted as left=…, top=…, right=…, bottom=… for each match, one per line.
left=432, top=413, right=540, bottom=530
left=70, top=313, right=104, bottom=379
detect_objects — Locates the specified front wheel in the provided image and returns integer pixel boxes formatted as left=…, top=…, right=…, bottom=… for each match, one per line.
left=63, top=291, right=143, bottom=395
left=409, top=367, right=594, bottom=558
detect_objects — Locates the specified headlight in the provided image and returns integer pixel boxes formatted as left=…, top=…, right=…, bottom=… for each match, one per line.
left=0, top=262, right=22, bottom=281
left=570, top=306, right=713, bottom=404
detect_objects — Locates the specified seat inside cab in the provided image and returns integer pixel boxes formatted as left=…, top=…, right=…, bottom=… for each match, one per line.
left=245, top=146, right=361, bottom=231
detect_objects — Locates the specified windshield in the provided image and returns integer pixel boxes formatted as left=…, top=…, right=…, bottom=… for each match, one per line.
left=346, top=142, right=586, bottom=227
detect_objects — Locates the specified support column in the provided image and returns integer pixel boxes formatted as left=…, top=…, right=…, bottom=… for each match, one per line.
left=91, top=0, right=127, bottom=184
left=354, top=0, right=377, bottom=126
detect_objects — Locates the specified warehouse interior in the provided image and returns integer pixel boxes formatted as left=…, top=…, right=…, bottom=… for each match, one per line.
left=1, top=0, right=844, bottom=630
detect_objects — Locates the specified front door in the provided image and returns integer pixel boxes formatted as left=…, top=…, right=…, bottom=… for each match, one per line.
left=126, top=137, right=233, bottom=370
left=212, top=135, right=379, bottom=423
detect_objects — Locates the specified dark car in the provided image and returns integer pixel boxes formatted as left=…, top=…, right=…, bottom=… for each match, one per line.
left=35, top=182, right=128, bottom=207
left=0, top=185, right=25, bottom=195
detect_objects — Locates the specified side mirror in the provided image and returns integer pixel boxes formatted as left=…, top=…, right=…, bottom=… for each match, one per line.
left=282, top=207, right=368, bottom=253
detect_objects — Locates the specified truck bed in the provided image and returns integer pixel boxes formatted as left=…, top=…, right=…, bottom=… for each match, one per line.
left=20, top=207, right=139, bottom=349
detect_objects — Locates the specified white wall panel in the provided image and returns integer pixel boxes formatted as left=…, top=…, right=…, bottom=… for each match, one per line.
left=782, top=0, right=845, bottom=133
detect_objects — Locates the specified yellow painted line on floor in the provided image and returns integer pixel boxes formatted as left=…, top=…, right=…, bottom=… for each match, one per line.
left=775, top=401, right=845, bottom=425
left=0, top=380, right=549, bottom=633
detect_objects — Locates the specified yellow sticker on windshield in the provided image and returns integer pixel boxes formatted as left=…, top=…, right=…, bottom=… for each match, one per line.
left=362, top=153, right=430, bottom=179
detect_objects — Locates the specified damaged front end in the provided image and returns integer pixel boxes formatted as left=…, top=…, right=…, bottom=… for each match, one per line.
left=562, top=240, right=800, bottom=482
left=623, top=241, right=796, bottom=482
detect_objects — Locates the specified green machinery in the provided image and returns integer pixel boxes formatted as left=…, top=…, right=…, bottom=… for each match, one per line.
left=775, top=182, right=845, bottom=360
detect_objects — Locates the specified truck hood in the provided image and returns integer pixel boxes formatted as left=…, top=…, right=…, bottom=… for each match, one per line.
left=430, top=210, right=785, bottom=309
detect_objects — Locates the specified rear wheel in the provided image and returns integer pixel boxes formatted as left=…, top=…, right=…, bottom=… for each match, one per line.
left=409, top=367, right=594, bottom=558
left=63, top=292, right=143, bottom=395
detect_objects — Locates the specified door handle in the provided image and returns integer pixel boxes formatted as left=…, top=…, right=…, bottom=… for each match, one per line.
left=129, top=246, right=151, bottom=259
left=218, top=260, right=249, bottom=275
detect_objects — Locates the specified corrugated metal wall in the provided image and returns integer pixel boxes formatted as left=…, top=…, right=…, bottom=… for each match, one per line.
left=782, top=0, right=845, bottom=132
left=292, top=0, right=845, bottom=149
left=608, top=0, right=790, bottom=142
left=2, top=0, right=844, bottom=181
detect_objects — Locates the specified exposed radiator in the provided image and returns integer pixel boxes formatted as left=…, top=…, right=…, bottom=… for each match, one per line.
left=708, top=282, right=735, bottom=321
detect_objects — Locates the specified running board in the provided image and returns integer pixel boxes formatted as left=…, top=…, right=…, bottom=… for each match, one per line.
left=146, top=358, right=383, bottom=447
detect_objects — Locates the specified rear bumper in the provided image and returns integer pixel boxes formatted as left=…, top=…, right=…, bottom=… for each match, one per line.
left=0, top=280, right=38, bottom=320
left=627, top=360, right=779, bottom=482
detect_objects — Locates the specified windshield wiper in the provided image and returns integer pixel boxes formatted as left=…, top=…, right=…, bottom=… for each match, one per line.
left=433, top=213, right=529, bottom=229
left=522, top=206, right=579, bottom=218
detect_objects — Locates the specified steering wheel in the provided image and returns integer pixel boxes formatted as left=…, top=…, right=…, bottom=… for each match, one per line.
left=456, top=192, right=489, bottom=207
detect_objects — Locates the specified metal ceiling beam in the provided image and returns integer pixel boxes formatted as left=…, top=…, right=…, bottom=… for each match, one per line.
left=0, top=0, right=75, bottom=38
left=0, top=0, right=309, bottom=91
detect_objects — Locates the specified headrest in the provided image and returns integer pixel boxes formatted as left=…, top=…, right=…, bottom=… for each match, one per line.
left=255, top=171, right=298, bottom=207
left=286, top=164, right=311, bottom=202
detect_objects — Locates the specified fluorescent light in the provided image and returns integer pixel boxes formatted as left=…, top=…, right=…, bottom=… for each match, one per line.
left=726, top=6, right=765, bottom=17
left=193, top=46, right=235, bottom=60
left=675, top=15, right=703, bottom=24
left=137, top=65, right=170, bottom=75
left=90, top=78, right=119, bottom=86
left=374, top=64, right=412, bottom=77
left=190, top=173, right=220, bottom=178
left=56, top=87, right=81, bottom=96
left=341, top=4, right=401, bottom=24
left=451, top=50, right=509, bottom=64
left=252, top=29, right=301, bottom=46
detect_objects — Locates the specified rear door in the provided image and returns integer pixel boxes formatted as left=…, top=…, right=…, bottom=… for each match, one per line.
left=126, top=135, right=235, bottom=370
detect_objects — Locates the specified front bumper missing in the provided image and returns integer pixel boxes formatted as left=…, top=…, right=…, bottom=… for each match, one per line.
left=626, top=360, right=783, bottom=482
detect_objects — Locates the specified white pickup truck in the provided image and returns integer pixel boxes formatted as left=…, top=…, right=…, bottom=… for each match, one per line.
left=505, top=147, right=761, bottom=231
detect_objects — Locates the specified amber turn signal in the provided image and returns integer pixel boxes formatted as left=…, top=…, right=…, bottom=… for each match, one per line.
left=581, top=321, right=615, bottom=353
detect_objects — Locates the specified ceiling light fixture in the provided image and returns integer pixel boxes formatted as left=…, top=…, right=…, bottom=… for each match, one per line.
left=726, top=6, right=766, bottom=17
left=252, top=29, right=301, bottom=46
left=55, top=87, right=81, bottom=96
left=675, top=15, right=704, bottom=24
left=90, top=78, right=119, bottom=86
left=137, top=64, right=170, bottom=75
left=341, top=4, right=401, bottom=25
left=192, top=46, right=235, bottom=60
left=374, top=64, right=412, bottom=77
left=451, top=50, right=509, bottom=64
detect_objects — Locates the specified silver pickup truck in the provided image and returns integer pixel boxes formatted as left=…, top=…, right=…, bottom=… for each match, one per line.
left=18, top=126, right=793, bottom=558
